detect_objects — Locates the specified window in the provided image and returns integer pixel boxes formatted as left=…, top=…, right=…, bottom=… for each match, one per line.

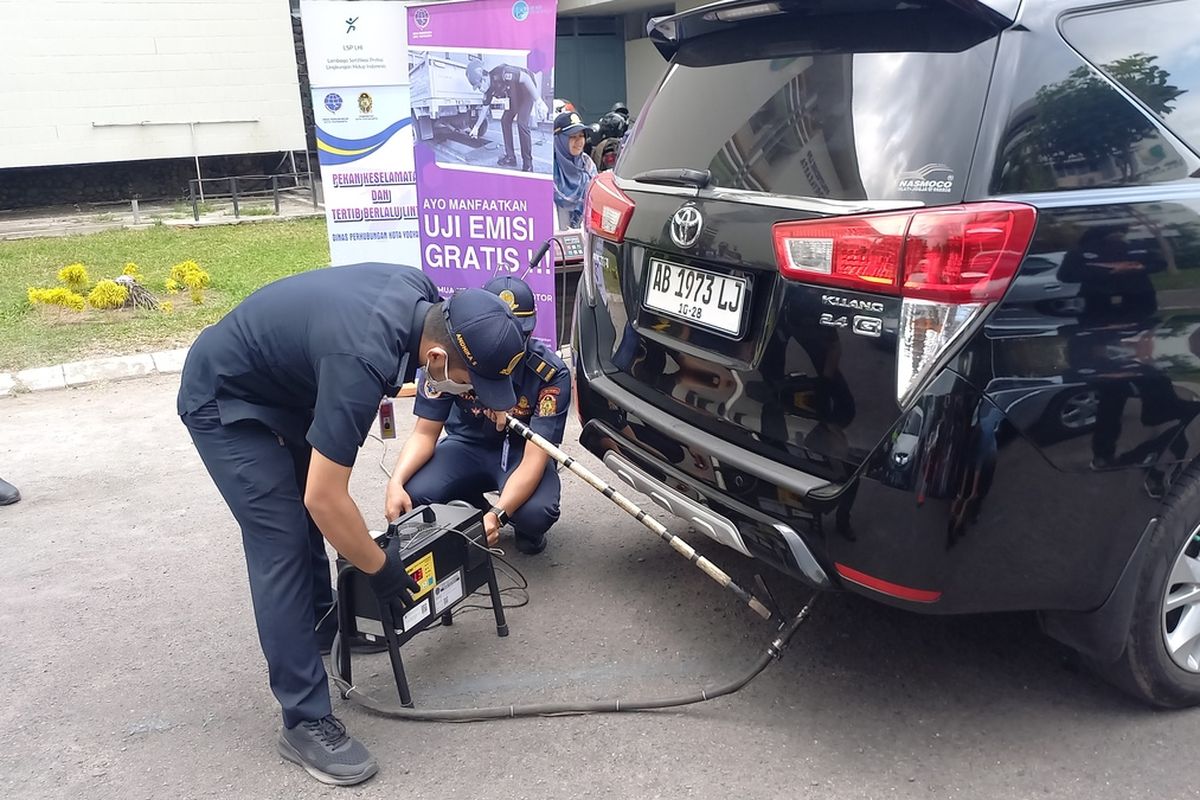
left=1063, top=0, right=1200, bottom=152
left=619, top=15, right=999, bottom=202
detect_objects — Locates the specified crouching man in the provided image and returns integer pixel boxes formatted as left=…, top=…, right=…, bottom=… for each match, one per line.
left=386, top=276, right=570, bottom=554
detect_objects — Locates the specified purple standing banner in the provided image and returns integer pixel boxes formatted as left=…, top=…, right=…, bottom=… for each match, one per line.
left=407, top=0, right=559, bottom=346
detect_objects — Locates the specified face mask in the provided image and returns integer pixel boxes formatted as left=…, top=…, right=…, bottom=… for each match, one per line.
left=425, top=352, right=473, bottom=396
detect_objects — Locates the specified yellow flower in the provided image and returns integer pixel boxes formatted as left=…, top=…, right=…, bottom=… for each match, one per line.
left=28, top=286, right=86, bottom=312
left=87, top=279, right=129, bottom=310
left=160, top=301, right=174, bottom=315
left=122, top=262, right=142, bottom=280
left=170, top=260, right=211, bottom=304
left=57, top=263, right=90, bottom=293
left=165, top=278, right=180, bottom=294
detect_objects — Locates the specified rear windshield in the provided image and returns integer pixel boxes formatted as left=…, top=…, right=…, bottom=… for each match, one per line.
left=619, top=14, right=1000, bottom=203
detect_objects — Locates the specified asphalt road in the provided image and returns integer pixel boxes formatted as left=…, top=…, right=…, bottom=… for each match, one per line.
left=2, top=375, right=1199, bottom=800
left=426, top=120, right=554, bottom=176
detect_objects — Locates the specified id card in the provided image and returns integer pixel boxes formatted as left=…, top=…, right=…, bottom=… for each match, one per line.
left=379, top=398, right=396, bottom=440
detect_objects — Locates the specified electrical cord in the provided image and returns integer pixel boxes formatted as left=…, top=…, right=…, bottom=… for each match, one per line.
left=367, top=433, right=394, bottom=479
left=363, top=436, right=533, bottom=601
left=332, top=596, right=817, bottom=723
left=345, top=417, right=815, bottom=723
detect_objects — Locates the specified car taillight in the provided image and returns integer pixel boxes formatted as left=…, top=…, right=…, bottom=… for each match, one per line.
left=773, top=203, right=1037, bottom=404
left=585, top=171, right=635, bottom=243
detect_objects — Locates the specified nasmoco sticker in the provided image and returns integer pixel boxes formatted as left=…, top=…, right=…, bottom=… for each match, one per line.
left=897, top=163, right=955, bottom=194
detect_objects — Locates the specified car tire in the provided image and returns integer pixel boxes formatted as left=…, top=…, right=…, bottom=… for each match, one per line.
left=1096, top=473, right=1200, bottom=708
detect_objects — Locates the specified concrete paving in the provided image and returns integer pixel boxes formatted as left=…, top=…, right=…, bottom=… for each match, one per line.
left=1, top=349, right=189, bottom=398
left=0, top=194, right=322, bottom=241
left=62, top=354, right=156, bottom=388
left=2, top=376, right=1200, bottom=799
left=12, top=365, right=67, bottom=393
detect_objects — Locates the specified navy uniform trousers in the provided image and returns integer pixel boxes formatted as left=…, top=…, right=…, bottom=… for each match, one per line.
left=182, top=400, right=334, bottom=728
left=405, top=435, right=561, bottom=536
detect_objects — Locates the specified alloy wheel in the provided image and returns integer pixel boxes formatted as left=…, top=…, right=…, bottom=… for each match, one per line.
left=1162, top=524, right=1200, bottom=673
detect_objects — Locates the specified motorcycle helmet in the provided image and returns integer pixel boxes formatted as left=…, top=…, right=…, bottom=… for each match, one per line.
left=610, top=102, right=630, bottom=118
left=597, top=111, right=629, bottom=139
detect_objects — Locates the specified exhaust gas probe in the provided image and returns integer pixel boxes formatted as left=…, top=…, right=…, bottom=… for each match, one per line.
left=503, top=415, right=774, bottom=621
left=328, top=235, right=813, bottom=721
left=330, top=416, right=815, bottom=723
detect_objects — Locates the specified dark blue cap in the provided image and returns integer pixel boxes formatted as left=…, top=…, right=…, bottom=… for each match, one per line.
left=483, top=275, right=537, bottom=337
left=443, top=289, right=525, bottom=410
left=554, top=111, right=588, bottom=136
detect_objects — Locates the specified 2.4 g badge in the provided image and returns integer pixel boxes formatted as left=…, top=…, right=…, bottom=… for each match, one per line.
left=819, top=293, right=883, bottom=338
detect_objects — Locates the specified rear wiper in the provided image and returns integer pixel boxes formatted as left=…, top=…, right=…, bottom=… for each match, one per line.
left=629, top=168, right=712, bottom=189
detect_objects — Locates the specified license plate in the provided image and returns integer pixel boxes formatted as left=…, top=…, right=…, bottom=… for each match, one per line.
left=643, top=259, right=748, bottom=337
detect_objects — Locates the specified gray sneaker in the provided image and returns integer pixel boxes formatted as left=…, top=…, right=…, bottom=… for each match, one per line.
left=0, top=478, right=19, bottom=506
left=277, top=715, right=378, bottom=786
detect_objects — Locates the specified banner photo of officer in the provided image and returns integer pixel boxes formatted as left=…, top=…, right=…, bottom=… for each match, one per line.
left=408, top=0, right=559, bottom=347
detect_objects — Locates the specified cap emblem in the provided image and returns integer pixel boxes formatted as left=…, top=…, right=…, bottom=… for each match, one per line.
left=499, top=350, right=524, bottom=376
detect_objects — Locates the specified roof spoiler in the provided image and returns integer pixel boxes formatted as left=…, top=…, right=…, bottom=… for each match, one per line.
left=647, top=0, right=1019, bottom=60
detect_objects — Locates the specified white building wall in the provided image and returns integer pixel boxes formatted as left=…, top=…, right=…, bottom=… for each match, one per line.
left=625, top=37, right=667, bottom=117
left=0, top=0, right=306, bottom=169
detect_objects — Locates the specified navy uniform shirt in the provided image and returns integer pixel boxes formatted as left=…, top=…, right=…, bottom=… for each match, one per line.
left=177, top=263, right=438, bottom=467
left=414, top=338, right=571, bottom=447
left=483, top=64, right=533, bottom=104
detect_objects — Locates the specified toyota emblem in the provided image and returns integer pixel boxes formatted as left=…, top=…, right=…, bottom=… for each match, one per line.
left=670, top=205, right=703, bottom=249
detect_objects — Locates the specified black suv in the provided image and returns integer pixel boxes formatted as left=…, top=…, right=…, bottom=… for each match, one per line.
left=572, top=0, right=1200, bottom=706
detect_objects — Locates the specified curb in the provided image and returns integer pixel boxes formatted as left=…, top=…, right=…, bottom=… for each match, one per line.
left=0, top=348, right=189, bottom=398
left=0, top=345, right=573, bottom=400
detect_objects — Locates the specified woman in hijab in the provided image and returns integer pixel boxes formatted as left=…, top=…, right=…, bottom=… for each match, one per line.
left=553, top=111, right=597, bottom=229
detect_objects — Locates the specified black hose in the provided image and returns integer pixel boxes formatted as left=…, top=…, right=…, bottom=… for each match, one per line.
left=331, top=597, right=814, bottom=723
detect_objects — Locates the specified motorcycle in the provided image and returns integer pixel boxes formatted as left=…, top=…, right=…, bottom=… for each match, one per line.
left=587, top=103, right=631, bottom=173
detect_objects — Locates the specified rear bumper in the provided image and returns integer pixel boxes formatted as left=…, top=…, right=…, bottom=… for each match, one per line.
left=574, top=304, right=1158, bottom=614
left=581, top=416, right=833, bottom=589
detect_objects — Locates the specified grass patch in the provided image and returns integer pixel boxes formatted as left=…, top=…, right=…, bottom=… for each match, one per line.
left=240, top=205, right=276, bottom=217
left=171, top=200, right=219, bottom=218
left=0, top=218, right=329, bottom=371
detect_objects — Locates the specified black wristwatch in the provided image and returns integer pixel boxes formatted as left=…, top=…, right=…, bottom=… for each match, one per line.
left=489, top=506, right=510, bottom=526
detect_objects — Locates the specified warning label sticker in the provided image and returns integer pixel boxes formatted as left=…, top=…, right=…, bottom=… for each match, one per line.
left=401, top=597, right=430, bottom=632
left=433, top=569, right=464, bottom=614
left=406, top=552, right=437, bottom=601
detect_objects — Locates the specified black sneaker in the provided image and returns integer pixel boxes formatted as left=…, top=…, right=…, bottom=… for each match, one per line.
left=514, top=531, right=546, bottom=555
left=497, top=155, right=517, bottom=167
left=277, top=715, right=378, bottom=786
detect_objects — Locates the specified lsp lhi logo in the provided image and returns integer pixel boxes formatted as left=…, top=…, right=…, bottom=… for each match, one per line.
left=512, top=1, right=529, bottom=20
